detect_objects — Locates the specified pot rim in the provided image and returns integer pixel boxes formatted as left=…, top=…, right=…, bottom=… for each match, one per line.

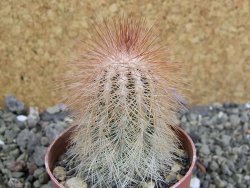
left=45, top=125, right=196, bottom=188
left=171, top=127, right=196, bottom=188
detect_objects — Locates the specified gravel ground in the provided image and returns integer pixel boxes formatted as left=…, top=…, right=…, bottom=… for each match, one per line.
left=0, top=96, right=249, bottom=188
left=180, top=103, right=250, bottom=188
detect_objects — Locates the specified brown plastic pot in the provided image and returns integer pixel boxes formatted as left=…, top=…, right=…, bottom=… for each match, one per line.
left=45, top=125, right=196, bottom=188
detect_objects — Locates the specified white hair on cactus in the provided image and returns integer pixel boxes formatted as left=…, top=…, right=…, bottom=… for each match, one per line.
left=62, top=17, right=186, bottom=188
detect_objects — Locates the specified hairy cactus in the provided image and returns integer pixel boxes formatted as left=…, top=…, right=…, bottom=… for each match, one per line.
left=63, top=18, right=185, bottom=187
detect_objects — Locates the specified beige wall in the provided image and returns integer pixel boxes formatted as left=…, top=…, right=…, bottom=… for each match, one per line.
left=0, top=0, right=249, bottom=109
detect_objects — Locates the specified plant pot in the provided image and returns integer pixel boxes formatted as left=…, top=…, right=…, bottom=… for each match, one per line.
left=45, top=125, right=196, bottom=188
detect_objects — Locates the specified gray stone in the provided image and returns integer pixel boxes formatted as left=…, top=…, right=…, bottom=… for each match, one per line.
left=34, top=168, right=45, bottom=178
left=16, top=129, right=31, bottom=150
left=45, top=126, right=59, bottom=143
left=41, top=136, right=49, bottom=146
left=11, top=172, right=25, bottom=178
left=65, top=177, right=88, bottom=188
left=16, top=152, right=28, bottom=161
left=46, top=105, right=60, bottom=114
left=7, top=160, right=25, bottom=172
left=220, top=135, right=231, bottom=146
left=0, top=120, right=6, bottom=134
left=240, top=144, right=249, bottom=154
left=190, top=177, right=200, bottom=188
left=212, top=102, right=223, bottom=109
left=181, top=115, right=187, bottom=122
left=41, top=184, right=53, bottom=188
left=199, top=144, right=210, bottom=155
left=41, top=110, right=68, bottom=122
left=141, top=181, right=155, bottom=188
left=229, top=114, right=240, bottom=126
left=32, top=146, right=47, bottom=166
left=55, top=121, right=68, bottom=129
left=189, top=106, right=209, bottom=116
left=0, top=139, right=5, bottom=147
left=33, top=180, right=41, bottom=188
left=38, top=172, right=49, bottom=184
left=217, top=111, right=228, bottom=122
left=27, top=133, right=40, bottom=153
left=244, top=175, right=250, bottom=181
left=16, top=115, right=27, bottom=122
left=209, top=161, right=219, bottom=171
left=226, top=184, right=234, bottom=188
left=188, top=113, right=198, bottom=121
left=221, top=163, right=232, bottom=175
left=3, top=112, right=16, bottom=122
left=165, top=173, right=177, bottom=182
left=5, top=95, right=25, bottom=114
left=245, top=102, right=250, bottom=109
left=53, top=166, right=66, bottom=181
left=27, top=162, right=37, bottom=174
left=233, top=174, right=243, bottom=182
left=24, top=182, right=32, bottom=188
left=215, top=177, right=227, bottom=187
left=240, top=112, right=249, bottom=123
left=4, top=129, right=18, bottom=143
left=27, top=107, right=40, bottom=127
left=8, top=178, right=23, bottom=188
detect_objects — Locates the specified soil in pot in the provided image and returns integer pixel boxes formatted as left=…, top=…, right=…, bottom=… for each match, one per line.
left=52, top=147, right=190, bottom=188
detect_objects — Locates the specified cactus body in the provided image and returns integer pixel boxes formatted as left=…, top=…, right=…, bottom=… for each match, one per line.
left=63, top=18, right=184, bottom=187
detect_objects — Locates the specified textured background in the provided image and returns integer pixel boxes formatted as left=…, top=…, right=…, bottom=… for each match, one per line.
left=0, top=0, right=250, bottom=109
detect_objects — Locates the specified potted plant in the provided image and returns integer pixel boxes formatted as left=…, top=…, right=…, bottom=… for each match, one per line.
left=45, top=18, right=196, bottom=188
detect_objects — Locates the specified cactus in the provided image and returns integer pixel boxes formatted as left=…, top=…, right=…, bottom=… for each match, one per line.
left=63, top=18, right=185, bottom=187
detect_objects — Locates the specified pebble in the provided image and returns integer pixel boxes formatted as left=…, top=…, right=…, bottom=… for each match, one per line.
left=0, top=139, right=5, bottom=147
left=214, top=177, right=227, bottom=187
left=16, top=115, right=28, bottom=122
left=32, top=146, right=47, bottom=166
left=27, top=107, right=40, bottom=127
left=53, top=166, right=66, bottom=181
left=65, top=177, right=88, bottom=188
left=24, top=182, right=32, bottom=188
left=199, top=144, right=210, bottom=155
left=33, top=180, right=41, bottom=188
left=44, top=127, right=58, bottom=143
left=27, top=133, right=40, bottom=152
left=27, top=162, right=37, bottom=174
left=8, top=178, right=24, bottom=188
left=245, top=102, right=250, bottom=109
left=171, top=162, right=181, bottom=172
left=141, top=181, right=155, bottom=188
left=7, top=160, right=26, bottom=172
left=41, top=183, right=53, bottom=188
left=16, top=129, right=32, bottom=150
left=189, top=106, right=209, bottom=116
left=46, top=105, right=60, bottom=114
left=209, top=161, right=219, bottom=171
left=5, top=95, right=25, bottom=114
left=38, top=172, right=49, bottom=184
left=165, top=173, right=177, bottom=182
left=220, top=135, right=231, bottom=146
left=190, top=177, right=200, bottom=188
left=41, top=136, right=49, bottom=146
left=12, top=171, right=25, bottom=178
left=34, top=168, right=45, bottom=178
left=41, top=110, right=68, bottom=122
left=229, top=114, right=240, bottom=126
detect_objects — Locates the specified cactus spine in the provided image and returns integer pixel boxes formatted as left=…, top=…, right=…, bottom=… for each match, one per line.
left=63, top=18, right=184, bottom=187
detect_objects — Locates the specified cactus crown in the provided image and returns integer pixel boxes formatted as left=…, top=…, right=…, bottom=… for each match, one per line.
left=63, top=18, right=185, bottom=187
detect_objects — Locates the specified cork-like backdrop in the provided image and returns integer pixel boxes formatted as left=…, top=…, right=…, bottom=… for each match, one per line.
left=0, top=0, right=250, bottom=109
